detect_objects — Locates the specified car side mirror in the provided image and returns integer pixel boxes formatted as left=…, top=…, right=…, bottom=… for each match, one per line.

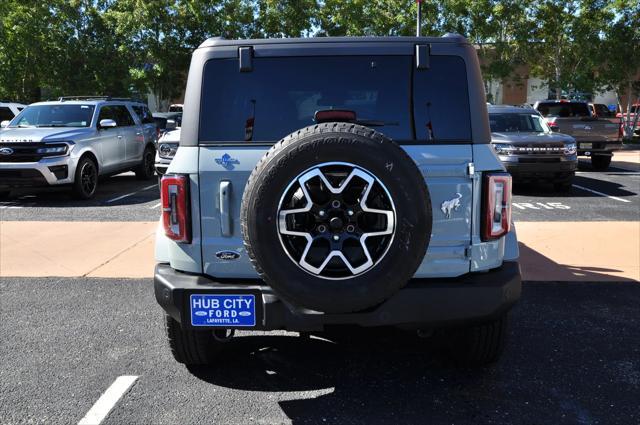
left=99, top=119, right=117, bottom=129
left=0, top=120, right=10, bottom=128
left=166, top=119, right=177, bottom=131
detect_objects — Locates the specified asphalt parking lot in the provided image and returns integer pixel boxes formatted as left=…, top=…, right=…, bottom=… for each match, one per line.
left=1, top=277, right=639, bottom=424
left=0, top=153, right=638, bottom=424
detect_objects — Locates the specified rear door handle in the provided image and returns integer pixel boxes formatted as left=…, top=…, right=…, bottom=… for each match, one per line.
left=219, top=180, right=232, bottom=236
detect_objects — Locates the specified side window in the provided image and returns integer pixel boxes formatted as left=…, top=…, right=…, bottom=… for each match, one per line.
left=116, top=106, right=135, bottom=126
left=413, top=56, right=472, bottom=142
left=0, top=107, right=14, bottom=121
left=98, top=106, right=117, bottom=125
left=132, top=105, right=154, bottom=124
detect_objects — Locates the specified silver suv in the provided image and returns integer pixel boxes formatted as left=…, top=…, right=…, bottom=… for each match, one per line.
left=0, top=97, right=157, bottom=199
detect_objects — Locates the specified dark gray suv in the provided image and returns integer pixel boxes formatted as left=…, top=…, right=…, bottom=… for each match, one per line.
left=489, top=105, right=577, bottom=191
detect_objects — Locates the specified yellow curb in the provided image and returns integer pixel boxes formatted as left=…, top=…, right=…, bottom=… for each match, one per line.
left=1, top=221, right=638, bottom=282
left=0, top=221, right=156, bottom=277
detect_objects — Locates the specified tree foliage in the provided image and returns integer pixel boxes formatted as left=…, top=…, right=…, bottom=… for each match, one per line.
left=0, top=0, right=637, bottom=109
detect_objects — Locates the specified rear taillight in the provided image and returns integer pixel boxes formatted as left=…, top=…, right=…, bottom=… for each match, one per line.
left=161, top=175, right=191, bottom=243
left=482, top=173, right=512, bottom=241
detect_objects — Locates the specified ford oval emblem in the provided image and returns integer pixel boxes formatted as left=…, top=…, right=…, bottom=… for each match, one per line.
left=0, top=147, right=14, bottom=155
left=194, top=311, right=207, bottom=317
left=215, top=250, right=240, bottom=261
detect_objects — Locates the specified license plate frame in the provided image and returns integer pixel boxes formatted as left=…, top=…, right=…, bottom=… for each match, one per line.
left=190, top=294, right=257, bottom=327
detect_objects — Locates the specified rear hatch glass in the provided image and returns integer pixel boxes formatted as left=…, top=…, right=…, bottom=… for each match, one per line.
left=199, top=55, right=471, bottom=143
left=536, top=102, right=590, bottom=118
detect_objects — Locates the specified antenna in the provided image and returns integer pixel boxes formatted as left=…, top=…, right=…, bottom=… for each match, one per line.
left=416, top=0, right=423, bottom=37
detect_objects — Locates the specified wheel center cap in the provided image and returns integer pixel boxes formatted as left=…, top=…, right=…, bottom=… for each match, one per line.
left=329, top=217, right=343, bottom=230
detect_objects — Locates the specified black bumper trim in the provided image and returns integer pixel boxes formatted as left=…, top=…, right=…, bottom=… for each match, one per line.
left=0, top=169, right=48, bottom=188
left=154, top=262, right=522, bottom=331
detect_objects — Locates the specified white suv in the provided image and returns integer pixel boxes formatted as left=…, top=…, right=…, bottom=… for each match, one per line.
left=0, top=96, right=157, bottom=199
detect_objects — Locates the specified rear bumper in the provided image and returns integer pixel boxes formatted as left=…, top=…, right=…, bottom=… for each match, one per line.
left=577, top=142, right=623, bottom=155
left=154, top=262, right=522, bottom=331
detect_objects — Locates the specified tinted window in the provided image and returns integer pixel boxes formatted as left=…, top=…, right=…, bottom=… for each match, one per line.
left=413, top=56, right=471, bottom=141
left=594, top=104, right=613, bottom=117
left=489, top=113, right=547, bottom=133
left=0, top=107, right=13, bottom=121
left=12, top=104, right=94, bottom=127
left=169, top=105, right=183, bottom=112
left=536, top=102, right=590, bottom=117
left=99, top=105, right=134, bottom=127
left=132, top=105, right=155, bottom=124
left=200, top=56, right=412, bottom=142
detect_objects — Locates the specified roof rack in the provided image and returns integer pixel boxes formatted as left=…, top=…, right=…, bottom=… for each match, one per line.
left=58, top=96, right=146, bottom=103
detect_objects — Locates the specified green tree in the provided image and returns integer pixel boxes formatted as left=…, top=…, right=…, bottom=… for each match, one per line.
left=597, top=0, right=640, bottom=137
left=525, top=0, right=611, bottom=99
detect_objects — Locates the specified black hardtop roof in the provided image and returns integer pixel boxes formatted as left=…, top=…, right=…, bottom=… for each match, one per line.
left=198, top=34, right=468, bottom=49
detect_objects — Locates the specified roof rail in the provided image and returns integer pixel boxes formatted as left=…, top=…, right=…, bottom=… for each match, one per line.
left=58, top=96, right=147, bottom=104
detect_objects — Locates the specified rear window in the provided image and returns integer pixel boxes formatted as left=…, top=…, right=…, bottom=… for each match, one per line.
left=536, top=102, right=590, bottom=118
left=0, top=107, right=13, bottom=121
left=200, top=56, right=412, bottom=142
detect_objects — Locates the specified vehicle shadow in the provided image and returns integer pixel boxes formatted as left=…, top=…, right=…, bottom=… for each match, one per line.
left=518, top=242, right=638, bottom=282
left=513, top=174, right=637, bottom=198
left=185, top=274, right=640, bottom=424
left=3, top=172, right=159, bottom=207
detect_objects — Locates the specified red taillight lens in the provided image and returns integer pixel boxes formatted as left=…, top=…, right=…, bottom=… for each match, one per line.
left=482, top=173, right=512, bottom=241
left=161, top=175, right=191, bottom=243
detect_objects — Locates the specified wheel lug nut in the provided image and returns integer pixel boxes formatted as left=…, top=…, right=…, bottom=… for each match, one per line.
left=318, top=225, right=327, bottom=233
left=347, top=225, right=355, bottom=232
left=333, top=235, right=340, bottom=241
left=331, top=200, right=341, bottom=208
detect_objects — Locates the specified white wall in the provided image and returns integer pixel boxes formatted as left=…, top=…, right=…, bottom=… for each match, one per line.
left=526, top=77, right=548, bottom=104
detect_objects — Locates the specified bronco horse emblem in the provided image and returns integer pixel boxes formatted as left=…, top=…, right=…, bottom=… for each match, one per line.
left=441, top=193, right=462, bottom=219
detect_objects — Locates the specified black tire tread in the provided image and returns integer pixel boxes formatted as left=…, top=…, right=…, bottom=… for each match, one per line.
left=164, top=314, right=220, bottom=365
left=446, top=314, right=508, bottom=367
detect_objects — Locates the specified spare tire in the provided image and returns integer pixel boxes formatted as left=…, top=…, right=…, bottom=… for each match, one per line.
left=241, top=123, right=432, bottom=313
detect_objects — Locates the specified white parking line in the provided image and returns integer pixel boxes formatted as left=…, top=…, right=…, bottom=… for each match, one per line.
left=149, top=202, right=161, bottom=209
left=78, top=375, right=138, bottom=425
left=105, top=185, right=156, bottom=204
left=572, top=184, right=632, bottom=203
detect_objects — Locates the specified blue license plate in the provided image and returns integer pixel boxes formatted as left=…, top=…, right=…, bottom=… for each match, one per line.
left=190, top=294, right=256, bottom=327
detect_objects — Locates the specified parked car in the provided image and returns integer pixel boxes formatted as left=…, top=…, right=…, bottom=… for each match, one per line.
left=0, top=101, right=26, bottom=123
left=0, top=96, right=157, bottom=199
left=154, top=35, right=521, bottom=368
left=168, top=104, right=183, bottom=113
left=489, top=105, right=577, bottom=191
left=533, top=100, right=622, bottom=170
left=155, top=127, right=180, bottom=180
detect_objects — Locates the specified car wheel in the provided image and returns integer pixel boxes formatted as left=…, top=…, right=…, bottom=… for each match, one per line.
left=591, top=155, right=612, bottom=171
left=241, top=122, right=432, bottom=313
left=164, top=313, right=230, bottom=365
left=72, top=156, right=98, bottom=199
left=439, top=313, right=509, bottom=367
left=554, top=172, right=574, bottom=192
left=135, top=146, right=156, bottom=180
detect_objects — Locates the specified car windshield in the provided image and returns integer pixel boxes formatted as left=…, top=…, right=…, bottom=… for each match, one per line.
left=489, top=113, right=549, bottom=133
left=11, top=104, right=95, bottom=128
left=536, top=102, right=590, bottom=118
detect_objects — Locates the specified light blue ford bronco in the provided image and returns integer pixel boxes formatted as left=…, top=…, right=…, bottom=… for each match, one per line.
left=154, top=35, right=521, bottom=367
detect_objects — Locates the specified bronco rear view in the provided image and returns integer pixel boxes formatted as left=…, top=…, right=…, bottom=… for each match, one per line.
left=154, top=35, right=521, bottom=367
